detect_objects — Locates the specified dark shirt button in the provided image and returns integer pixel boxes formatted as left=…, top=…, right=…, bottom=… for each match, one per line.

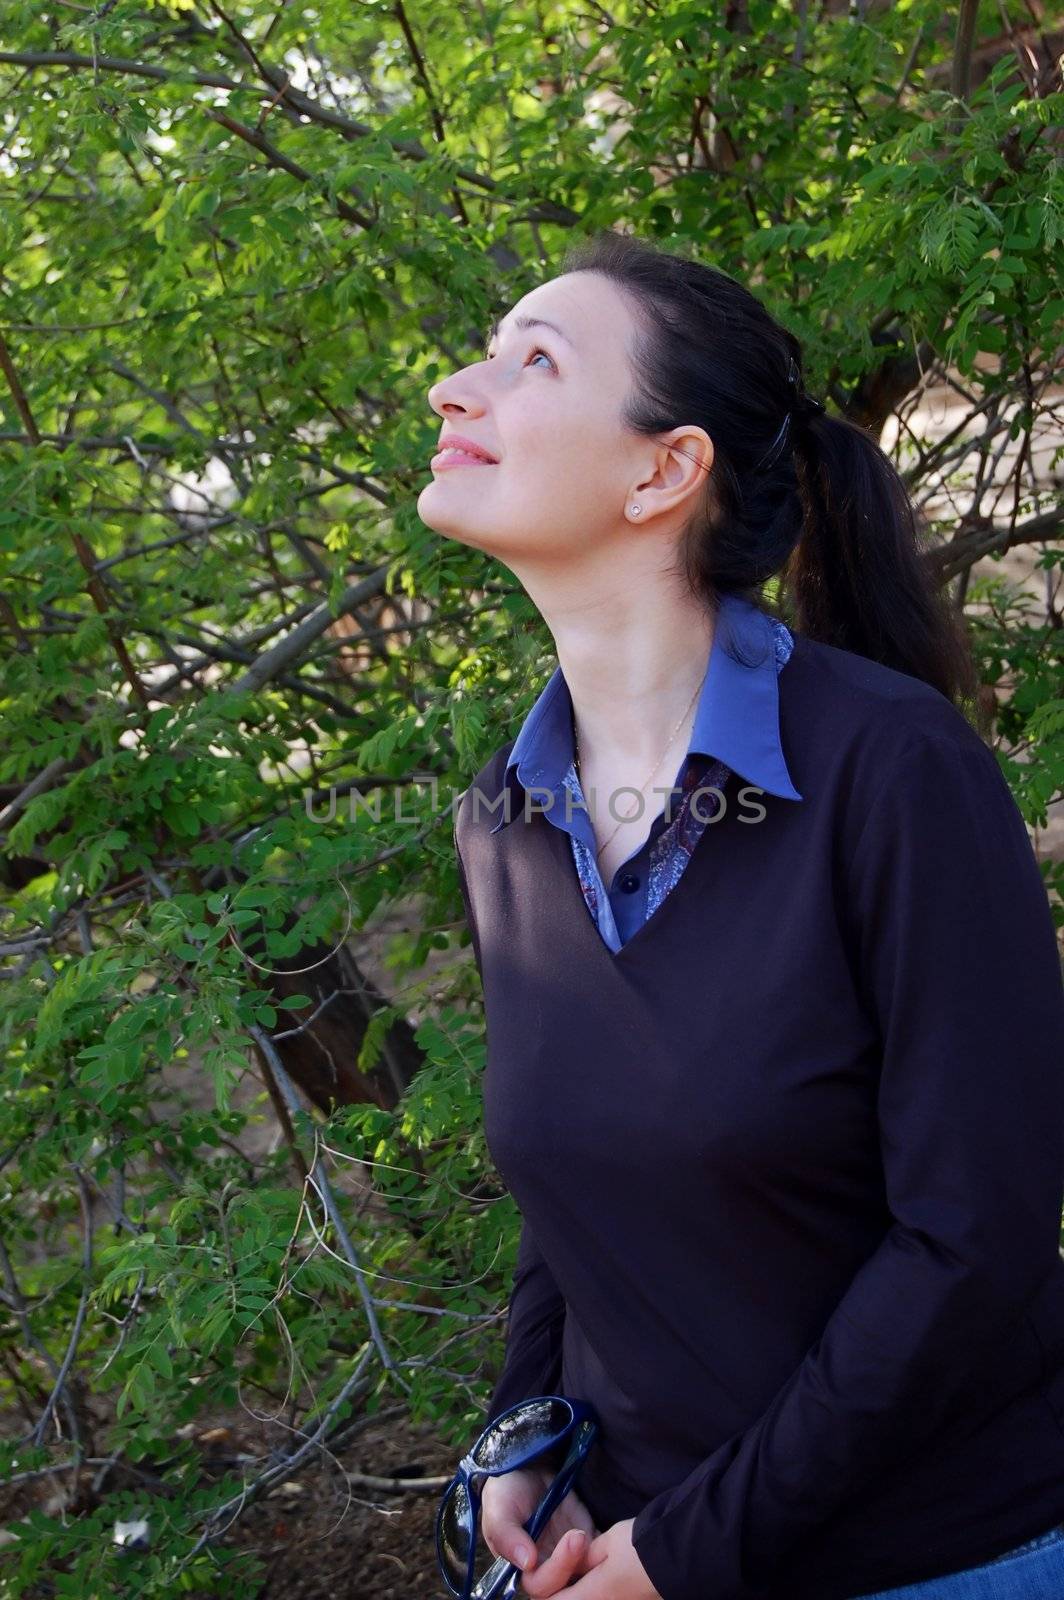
left=618, top=873, right=640, bottom=893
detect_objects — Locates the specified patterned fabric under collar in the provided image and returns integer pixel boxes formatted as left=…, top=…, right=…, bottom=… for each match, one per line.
left=563, top=620, right=794, bottom=952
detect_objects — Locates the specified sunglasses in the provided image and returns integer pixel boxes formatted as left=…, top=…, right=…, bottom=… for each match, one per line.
left=435, top=1394, right=599, bottom=1600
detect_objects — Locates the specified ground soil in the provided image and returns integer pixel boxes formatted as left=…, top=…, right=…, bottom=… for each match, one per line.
left=220, top=1407, right=456, bottom=1599
left=0, top=1404, right=459, bottom=1599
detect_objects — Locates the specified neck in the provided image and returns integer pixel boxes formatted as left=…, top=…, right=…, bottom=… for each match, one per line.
left=531, top=583, right=717, bottom=770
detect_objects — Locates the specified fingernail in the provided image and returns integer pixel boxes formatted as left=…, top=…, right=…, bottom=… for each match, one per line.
left=515, top=1543, right=532, bottom=1568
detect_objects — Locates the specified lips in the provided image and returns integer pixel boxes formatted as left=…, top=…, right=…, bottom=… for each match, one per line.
left=430, top=435, right=499, bottom=469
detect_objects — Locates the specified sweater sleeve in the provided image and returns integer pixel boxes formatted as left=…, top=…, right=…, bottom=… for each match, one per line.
left=630, top=731, right=1064, bottom=1600
left=484, top=1217, right=567, bottom=1427
left=453, top=814, right=568, bottom=1426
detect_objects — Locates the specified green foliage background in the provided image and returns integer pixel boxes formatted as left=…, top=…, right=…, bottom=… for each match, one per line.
left=0, top=0, right=1061, bottom=1592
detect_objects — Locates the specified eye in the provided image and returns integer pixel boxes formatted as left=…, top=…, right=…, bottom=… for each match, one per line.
left=485, top=345, right=557, bottom=372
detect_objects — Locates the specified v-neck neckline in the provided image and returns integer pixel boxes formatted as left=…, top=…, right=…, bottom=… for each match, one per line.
left=536, top=782, right=723, bottom=968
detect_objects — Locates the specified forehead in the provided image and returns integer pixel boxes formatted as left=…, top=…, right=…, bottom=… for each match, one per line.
left=486, top=273, right=617, bottom=349
left=485, top=274, right=632, bottom=360
left=486, top=311, right=576, bottom=348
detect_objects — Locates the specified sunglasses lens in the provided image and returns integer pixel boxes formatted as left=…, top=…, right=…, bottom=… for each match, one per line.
left=472, top=1397, right=573, bottom=1469
left=440, top=1478, right=500, bottom=1594
left=439, top=1477, right=474, bottom=1589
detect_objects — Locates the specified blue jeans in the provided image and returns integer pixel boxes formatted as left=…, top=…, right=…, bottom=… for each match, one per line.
left=856, top=1521, right=1064, bottom=1598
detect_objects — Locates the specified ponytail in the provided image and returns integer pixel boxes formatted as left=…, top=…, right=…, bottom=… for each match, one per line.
left=786, top=403, right=980, bottom=712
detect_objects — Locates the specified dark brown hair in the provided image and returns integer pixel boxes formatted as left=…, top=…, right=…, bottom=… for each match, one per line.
left=558, top=230, right=980, bottom=716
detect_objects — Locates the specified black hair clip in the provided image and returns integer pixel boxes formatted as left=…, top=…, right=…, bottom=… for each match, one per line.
left=753, top=359, right=825, bottom=472
left=787, top=356, right=825, bottom=418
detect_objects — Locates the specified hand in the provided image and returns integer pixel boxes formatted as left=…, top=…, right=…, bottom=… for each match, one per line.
left=518, top=1517, right=663, bottom=1599
left=480, top=1464, right=600, bottom=1574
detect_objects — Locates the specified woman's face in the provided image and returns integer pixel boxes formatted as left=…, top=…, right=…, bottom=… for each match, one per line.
left=419, top=270, right=709, bottom=574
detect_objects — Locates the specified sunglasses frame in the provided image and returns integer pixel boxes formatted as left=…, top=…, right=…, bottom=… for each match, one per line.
left=435, top=1394, right=599, bottom=1600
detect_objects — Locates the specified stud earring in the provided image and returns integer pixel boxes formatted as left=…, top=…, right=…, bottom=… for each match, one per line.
left=631, top=504, right=641, bottom=515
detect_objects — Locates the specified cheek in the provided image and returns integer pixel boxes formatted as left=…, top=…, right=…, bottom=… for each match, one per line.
left=506, top=410, right=619, bottom=492
left=504, top=453, right=621, bottom=534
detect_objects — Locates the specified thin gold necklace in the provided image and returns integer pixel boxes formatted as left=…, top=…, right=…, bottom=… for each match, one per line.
left=573, top=662, right=707, bottom=862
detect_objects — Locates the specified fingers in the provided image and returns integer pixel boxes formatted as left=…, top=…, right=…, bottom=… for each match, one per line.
left=486, top=1523, right=537, bottom=1572
left=539, top=1506, right=595, bottom=1560
left=519, top=1528, right=590, bottom=1597
left=480, top=1469, right=550, bottom=1569
left=481, top=1475, right=597, bottom=1583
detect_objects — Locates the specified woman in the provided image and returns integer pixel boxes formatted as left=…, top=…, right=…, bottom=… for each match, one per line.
left=418, top=231, right=1064, bottom=1600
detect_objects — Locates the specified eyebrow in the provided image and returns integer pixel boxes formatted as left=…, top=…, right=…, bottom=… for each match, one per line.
left=484, top=314, right=575, bottom=353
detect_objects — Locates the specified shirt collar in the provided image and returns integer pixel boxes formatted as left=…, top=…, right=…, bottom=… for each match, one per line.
left=490, top=591, right=802, bottom=835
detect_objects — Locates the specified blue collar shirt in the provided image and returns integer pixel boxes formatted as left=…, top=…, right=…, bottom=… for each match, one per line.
left=490, top=593, right=802, bottom=951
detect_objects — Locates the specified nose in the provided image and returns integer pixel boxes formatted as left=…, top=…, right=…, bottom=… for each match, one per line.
left=427, top=363, right=490, bottom=420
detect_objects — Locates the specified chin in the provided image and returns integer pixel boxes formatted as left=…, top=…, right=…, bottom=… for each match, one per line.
left=419, top=512, right=490, bottom=553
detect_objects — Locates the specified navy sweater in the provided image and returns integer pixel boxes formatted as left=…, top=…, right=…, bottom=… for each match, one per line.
left=454, top=622, right=1064, bottom=1600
